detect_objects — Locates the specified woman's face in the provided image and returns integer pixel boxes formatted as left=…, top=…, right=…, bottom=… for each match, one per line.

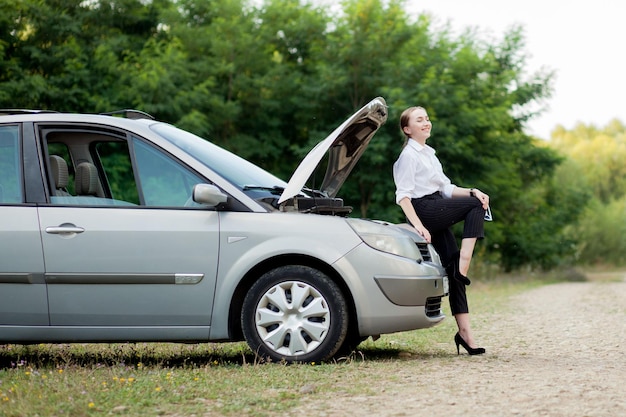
left=403, top=107, right=431, bottom=143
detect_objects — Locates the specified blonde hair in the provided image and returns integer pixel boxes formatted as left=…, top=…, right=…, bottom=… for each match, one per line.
left=399, top=106, right=426, bottom=147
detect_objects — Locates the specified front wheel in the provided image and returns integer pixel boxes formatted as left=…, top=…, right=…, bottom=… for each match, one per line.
left=241, top=265, right=349, bottom=363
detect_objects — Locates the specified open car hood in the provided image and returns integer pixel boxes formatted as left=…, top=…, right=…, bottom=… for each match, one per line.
left=278, top=97, right=388, bottom=204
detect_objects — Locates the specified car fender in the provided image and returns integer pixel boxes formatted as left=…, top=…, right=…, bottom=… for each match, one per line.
left=209, top=212, right=362, bottom=339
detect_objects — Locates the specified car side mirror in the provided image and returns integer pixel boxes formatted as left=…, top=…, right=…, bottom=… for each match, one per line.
left=192, top=184, right=228, bottom=207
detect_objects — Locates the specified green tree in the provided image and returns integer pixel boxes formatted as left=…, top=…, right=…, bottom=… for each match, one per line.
left=0, top=0, right=164, bottom=111
left=157, top=0, right=330, bottom=179
left=551, top=121, right=626, bottom=203
left=568, top=197, right=626, bottom=265
left=550, top=120, right=626, bottom=266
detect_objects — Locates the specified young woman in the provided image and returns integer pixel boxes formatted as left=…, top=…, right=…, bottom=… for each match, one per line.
left=393, top=106, right=489, bottom=355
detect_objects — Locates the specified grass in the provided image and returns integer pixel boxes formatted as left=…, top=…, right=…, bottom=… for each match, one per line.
left=0, top=272, right=601, bottom=417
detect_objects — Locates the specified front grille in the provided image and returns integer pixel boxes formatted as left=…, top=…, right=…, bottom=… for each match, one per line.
left=425, top=297, right=443, bottom=317
left=417, top=242, right=432, bottom=262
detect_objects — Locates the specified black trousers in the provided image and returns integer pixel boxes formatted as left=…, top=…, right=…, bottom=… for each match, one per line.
left=411, top=192, right=485, bottom=315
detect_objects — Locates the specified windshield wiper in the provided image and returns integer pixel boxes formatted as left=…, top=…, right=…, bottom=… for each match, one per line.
left=242, top=185, right=286, bottom=195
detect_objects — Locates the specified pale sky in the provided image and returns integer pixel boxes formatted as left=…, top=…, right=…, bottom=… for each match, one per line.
left=406, top=0, right=626, bottom=139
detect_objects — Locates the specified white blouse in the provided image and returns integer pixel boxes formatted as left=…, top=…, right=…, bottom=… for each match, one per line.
left=393, top=139, right=456, bottom=204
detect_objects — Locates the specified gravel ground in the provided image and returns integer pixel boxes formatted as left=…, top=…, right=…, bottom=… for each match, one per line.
left=287, top=275, right=626, bottom=417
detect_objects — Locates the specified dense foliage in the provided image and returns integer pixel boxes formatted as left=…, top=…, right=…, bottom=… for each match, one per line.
left=549, top=121, right=626, bottom=266
left=1, top=0, right=585, bottom=271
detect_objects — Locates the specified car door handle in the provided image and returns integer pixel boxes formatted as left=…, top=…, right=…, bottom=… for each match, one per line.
left=45, top=224, right=85, bottom=234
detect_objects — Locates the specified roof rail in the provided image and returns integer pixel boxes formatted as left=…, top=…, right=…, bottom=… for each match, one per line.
left=0, top=109, right=59, bottom=115
left=100, top=109, right=155, bottom=120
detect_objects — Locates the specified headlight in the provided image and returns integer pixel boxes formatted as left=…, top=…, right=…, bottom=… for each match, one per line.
left=346, top=218, right=422, bottom=261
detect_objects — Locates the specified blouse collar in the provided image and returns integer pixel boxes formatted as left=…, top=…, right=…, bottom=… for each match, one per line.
left=407, top=138, right=434, bottom=154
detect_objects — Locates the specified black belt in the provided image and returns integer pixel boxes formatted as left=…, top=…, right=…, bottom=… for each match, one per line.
left=413, top=191, right=441, bottom=201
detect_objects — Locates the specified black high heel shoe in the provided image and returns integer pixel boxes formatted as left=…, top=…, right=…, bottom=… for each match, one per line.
left=447, top=252, right=471, bottom=286
left=454, top=332, right=485, bottom=355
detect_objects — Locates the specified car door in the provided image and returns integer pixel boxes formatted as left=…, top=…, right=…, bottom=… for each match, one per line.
left=38, top=128, right=219, bottom=328
left=0, top=124, right=49, bottom=326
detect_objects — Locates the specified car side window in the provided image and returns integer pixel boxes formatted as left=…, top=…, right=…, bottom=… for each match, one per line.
left=132, top=137, right=205, bottom=207
left=44, top=128, right=139, bottom=206
left=0, top=125, right=23, bottom=203
left=42, top=127, right=206, bottom=208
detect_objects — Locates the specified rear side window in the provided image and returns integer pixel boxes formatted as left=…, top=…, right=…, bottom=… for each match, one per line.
left=0, top=125, right=23, bottom=203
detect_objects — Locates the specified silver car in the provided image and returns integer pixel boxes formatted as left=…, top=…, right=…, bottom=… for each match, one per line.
left=0, top=97, right=447, bottom=363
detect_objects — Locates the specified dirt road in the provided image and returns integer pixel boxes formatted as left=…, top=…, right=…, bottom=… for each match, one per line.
left=289, top=276, right=626, bottom=417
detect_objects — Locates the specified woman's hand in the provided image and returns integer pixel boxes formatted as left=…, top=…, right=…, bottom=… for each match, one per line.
left=414, top=224, right=431, bottom=243
left=398, top=198, right=431, bottom=243
left=472, top=189, right=490, bottom=210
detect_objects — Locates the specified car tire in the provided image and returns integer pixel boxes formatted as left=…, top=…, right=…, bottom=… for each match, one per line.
left=241, top=265, right=348, bottom=363
left=336, top=330, right=368, bottom=358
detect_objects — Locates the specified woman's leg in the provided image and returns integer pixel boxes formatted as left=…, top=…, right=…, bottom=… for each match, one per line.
left=455, top=313, right=479, bottom=348
left=455, top=237, right=482, bottom=348
left=459, top=237, right=477, bottom=276
left=411, top=196, right=485, bottom=351
left=413, top=196, right=484, bottom=278
left=431, top=230, right=482, bottom=351
left=413, top=196, right=485, bottom=240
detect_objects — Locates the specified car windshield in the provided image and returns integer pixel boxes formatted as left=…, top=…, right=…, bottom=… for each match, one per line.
left=151, top=123, right=288, bottom=194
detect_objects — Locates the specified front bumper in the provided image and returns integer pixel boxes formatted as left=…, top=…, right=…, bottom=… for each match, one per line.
left=374, top=274, right=448, bottom=307
left=333, top=242, right=448, bottom=336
